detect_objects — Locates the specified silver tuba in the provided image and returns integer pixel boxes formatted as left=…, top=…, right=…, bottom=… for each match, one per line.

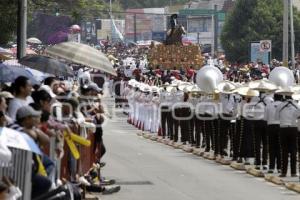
left=196, top=65, right=223, bottom=94
left=269, top=66, right=295, bottom=88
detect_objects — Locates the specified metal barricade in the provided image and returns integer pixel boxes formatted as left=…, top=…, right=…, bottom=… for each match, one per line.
left=0, top=147, right=32, bottom=200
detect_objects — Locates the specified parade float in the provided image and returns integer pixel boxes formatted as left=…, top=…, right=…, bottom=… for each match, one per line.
left=148, top=14, right=204, bottom=69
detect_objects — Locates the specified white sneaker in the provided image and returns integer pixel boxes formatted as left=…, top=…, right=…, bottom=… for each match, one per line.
left=79, top=176, right=91, bottom=186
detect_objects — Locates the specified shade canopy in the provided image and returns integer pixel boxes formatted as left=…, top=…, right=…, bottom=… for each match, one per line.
left=45, top=42, right=117, bottom=76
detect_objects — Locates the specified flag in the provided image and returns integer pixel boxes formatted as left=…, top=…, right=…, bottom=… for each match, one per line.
left=111, top=17, right=124, bottom=42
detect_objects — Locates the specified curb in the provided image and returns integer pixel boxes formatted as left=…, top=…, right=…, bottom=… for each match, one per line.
left=150, top=135, right=158, bottom=141
left=192, top=148, right=202, bottom=155
left=203, top=153, right=216, bottom=160
left=230, top=162, right=246, bottom=171
left=246, top=167, right=265, bottom=178
left=143, top=134, right=151, bottom=139
left=167, top=141, right=175, bottom=146
left=182, top=145, right=194, bottom=153
left=172, top=142, right=183, bottom=149
left=157, top=137, right=164, bottom=143
left=264, top=175, right=284, bottom=185
left=137, top=132, right=143, bottom=136
left=163, top=139, right=170, bottom=145
left=285, top=182, right=300, bottom=193
left=219, top=158, right=232, bottom=165
left=215, top=156, right=222, bottom=163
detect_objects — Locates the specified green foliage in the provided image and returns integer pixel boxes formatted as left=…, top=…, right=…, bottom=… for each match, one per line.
left=221, top=0, right=300, bottom=62
left=0, top=0, right=188, bottom=45
left=0, top=0, right=18, bottom=46
left=108, top=0, right=189, bottom=9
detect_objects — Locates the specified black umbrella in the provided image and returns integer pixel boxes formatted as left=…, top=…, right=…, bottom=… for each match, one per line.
left=0, top=62, right=39, bottom=84
left=19, top=55, right=74, bottom=77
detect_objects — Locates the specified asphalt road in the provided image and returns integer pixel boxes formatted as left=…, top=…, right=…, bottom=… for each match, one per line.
left=99, top=97, right=299, bottom=200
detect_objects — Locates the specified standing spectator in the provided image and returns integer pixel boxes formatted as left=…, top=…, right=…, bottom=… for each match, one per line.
left=8, top=76, right=33, bottom=121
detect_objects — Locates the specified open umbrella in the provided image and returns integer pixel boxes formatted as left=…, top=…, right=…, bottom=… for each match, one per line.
left=20, top=55, right=73, bottom=77
left=0, top=47, right=14, bottom=60
left=10, top=47, right=37, bottom=56
left=0, top=60, right=40, bottom=84
left=45, top=42, right=117, bottom=76
left=27, top=37, right=42, bottom=44
left=0, top=127, right=41, bottom=154
left=0, top=47, right=13, bottom=56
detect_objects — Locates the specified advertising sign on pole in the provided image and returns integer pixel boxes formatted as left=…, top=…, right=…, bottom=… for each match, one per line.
left=250, top=42, right=270, bottom=64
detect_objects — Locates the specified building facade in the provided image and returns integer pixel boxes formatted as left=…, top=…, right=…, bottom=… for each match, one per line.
left=125, top=8, right=167, bottom=42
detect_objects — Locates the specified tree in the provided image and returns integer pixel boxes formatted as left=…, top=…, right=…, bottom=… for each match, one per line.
left=221, top=0, right=300, bottom=63
left=0, top=0, right=18, bottom=46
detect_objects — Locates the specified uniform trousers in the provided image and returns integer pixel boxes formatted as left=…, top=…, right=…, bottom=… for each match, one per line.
left=229, top=121, right=236, bottom=157
left=267, top=124, right=281, bottom=170
left=203, top=114, right=215, bottom=152
left=253, top=120, right=268, bottom=166
left=238, top=118, right=254, bottom=159
left=217, top=115, right=232, bottom=156
left=161, top=106, right=170, bottom=138
left=280, top=127, right=298, bottom=175
left=190, top=114, right=202, bottom=147
left=232, top=119, right=240, bottom=160
left=173, top=107, right=181, bottom=142
left=179, top=107, right=192, bottom=144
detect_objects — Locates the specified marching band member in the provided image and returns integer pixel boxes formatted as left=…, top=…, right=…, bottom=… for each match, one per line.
left=202, top=93, right=216, bottom=153
left=217, top=81, right=237, bottom=158
left=188, top=85, right=203, bottom=148
left=160, top=83, right=172, bottom=139
left=171, top=82, right=182, bottom=143
left=236, top=87, right=258, bottom=164
left=249, top=81, right=275, bottom=170
left=275, top=88, right=300, bottom=177
left=177, top=83, right=192, bottom=145
left=265, top=93, right=283, bottom=174
left=150, top=87, right=160, bottom=134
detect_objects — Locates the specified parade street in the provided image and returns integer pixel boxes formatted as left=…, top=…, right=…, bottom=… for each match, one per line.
left=100, top=98, right=299, bottom=200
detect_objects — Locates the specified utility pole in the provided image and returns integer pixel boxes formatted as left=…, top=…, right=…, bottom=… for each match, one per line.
left=17, top=0, right=27, bottom=59
left=134, top=14, right=137, bottom=42
left=109, top=0, right=112, bottom=14
left=211, top=10, right=215, bottom=58
left=283, top=0, right=289, bottom=67
left=290, top=0, right=296, bottom=70
left=214, top=5, right=218, bottom=57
